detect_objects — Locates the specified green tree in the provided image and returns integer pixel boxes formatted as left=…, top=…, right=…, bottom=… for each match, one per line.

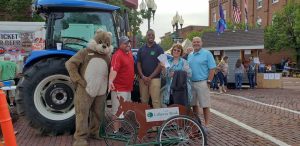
left=135, top=31, right=146, bottom=48
left=186, top=31, right=202, bottom=41
left=160, top=36, right=173, bottom=51
left=0, top=0, right=44, bottom=21
left=223, top=20, right=258, bottom=31
left=264, top=1, right=300, bottom=67
left=296, top=5, right=300, bottom=49
left=186, top=26, right=215, bottom=41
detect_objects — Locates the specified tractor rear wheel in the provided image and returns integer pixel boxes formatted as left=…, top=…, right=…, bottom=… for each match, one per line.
left=17, top=57, right=75, bottom=135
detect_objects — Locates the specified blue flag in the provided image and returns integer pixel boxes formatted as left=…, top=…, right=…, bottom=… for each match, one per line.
left=216, top=0, right=227, bottom=34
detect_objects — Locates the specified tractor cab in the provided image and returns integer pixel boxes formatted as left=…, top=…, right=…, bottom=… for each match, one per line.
left=32, top=0, right=126, bottom=51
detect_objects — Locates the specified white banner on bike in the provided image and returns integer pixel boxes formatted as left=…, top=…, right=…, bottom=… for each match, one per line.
left=145, top=107, right=179, bottom=122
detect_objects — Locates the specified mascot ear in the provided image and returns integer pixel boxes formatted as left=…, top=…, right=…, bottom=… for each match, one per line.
left=96, top=28, right=103, bottom=34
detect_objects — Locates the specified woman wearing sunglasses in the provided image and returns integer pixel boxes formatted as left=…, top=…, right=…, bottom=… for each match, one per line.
left=161, top=44, right=192, bottom=107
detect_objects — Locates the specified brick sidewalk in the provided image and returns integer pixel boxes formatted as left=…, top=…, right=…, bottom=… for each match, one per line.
left=5, top=78, right=300, bottom=146
left=210, top=93, right=300, bottom=145
left=224, top=77, right=300, bottom=112
left=14, top=117, right=106, bottom=146
left=206, top=77, right=300, bottom=146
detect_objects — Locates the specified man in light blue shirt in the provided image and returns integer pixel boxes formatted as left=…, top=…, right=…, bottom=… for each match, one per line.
left=188, top=37, right=216, bottom=133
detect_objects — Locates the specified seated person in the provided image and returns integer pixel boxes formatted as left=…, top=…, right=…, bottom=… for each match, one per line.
left=283, top=60, right=291, bottom=76
left=161, top=44, right=192, bottom=107
left=258, top=63, right=265, bottom=73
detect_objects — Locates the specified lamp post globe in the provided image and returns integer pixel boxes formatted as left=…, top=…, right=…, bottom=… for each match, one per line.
left=140, top=0, right=156, bottom=30
left=171, top=12, right=184, bottom=43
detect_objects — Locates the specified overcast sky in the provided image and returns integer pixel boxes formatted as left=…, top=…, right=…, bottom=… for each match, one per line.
left=138, top=0, right=209, bottom=42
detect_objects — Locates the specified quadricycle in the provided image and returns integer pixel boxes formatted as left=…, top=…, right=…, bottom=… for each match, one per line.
left=99, top=96, right=207, bottom=146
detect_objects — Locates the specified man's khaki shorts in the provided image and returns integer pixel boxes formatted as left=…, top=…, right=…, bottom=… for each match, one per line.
left=191, top=81, right=211, bottom=108
left=110, top=91, right=131, bottom=115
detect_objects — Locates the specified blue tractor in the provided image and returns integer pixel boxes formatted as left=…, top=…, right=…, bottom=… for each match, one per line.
left=17, top=0, right=130, bottom=135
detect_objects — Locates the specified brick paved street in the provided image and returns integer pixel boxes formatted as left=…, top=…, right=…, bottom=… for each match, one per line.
left=5, top=78, right=300, bottom=145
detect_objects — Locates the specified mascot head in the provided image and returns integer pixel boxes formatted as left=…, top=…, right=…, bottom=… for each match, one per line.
left=88, top=29, right=113, bottom=55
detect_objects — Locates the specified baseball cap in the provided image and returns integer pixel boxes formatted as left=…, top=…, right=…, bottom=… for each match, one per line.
left=4, top=54, right=11, bottom=60
left=119, top=36, right=131, bottom=45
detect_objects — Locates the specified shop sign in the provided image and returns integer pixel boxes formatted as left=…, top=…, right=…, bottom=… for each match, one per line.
left=244, top=50, right=251, bottom=55
left=214, top=50, right=220, bottom=55
left=0, top=33, right=21, bottom=46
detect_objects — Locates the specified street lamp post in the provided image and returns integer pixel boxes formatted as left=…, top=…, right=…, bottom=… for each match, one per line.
left=172, top=12, right=184, bottom=43
left=139, top=0, right=157, bottom=30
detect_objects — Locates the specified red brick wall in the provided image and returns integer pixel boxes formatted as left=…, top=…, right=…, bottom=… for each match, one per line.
left=208, top=0, right=295, bottom=66
left=259, top=49, right=294, bottom=65
left=209, top=0, right=288, bottom=28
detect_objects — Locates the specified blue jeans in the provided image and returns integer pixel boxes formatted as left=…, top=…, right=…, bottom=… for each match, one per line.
left=210, top=75, right=219, bottom=90
left=247, top=73, right=255, bottom=88
left=235, top=73, right=243, bottom=89
left=217, top=72, right=226, bottom=86
left=258, top=67, right=265, bottom=73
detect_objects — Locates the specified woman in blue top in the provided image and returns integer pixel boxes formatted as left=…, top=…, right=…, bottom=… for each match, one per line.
left=161, top=44, right=192, bottom=106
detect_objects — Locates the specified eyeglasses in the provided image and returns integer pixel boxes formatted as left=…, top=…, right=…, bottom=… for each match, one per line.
left=173, top=49, right=181, bottom=53
left=122, top=42, right=131, bottom=46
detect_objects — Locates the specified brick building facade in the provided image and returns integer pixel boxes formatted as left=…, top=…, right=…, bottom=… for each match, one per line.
left=209, top=0, right=290, bottom=28
left=160, top=25, right=207, bottom=42
left=208, top=0, right=297, bottom=65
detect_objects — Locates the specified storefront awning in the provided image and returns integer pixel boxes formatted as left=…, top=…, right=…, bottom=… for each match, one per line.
left=205, top=45, right=264, bottom=51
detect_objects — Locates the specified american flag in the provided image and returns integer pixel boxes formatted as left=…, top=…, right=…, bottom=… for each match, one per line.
left=244, top=0, right=248, bottom=31
left=232, top=0, right=241, bottom=24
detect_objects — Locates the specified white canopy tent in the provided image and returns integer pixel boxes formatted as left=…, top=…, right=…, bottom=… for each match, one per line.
left=164, top=39, right=192, bottom=54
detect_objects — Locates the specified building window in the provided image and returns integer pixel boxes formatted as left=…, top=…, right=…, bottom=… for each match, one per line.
left=223, top=10, right=226, bottom=20
left=257, top=0, right=263, bottom=8
left=213, top=12, right=216, bottom=23
left=272, top=0, right=279, bottom=4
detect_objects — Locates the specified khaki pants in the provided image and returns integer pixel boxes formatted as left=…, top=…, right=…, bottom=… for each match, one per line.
left=139, top=78, right=161, bottom=108
left=73, top=85, right=106, bottom=143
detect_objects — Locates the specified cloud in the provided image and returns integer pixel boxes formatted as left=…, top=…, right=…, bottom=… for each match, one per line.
left=139, top=13, right=209, bottom=43
left=138, top=0, right=209, bottom=43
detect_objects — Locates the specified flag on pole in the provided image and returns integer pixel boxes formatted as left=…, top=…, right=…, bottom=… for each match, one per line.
left=216, top=0, right=227, bottom=34
left=244, top=0, right=248, bottom=31
left=233, top=0, right=241, bottom=24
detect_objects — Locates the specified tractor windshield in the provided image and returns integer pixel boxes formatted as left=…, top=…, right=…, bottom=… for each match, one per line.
left=50, top=12, right=117, bottom=51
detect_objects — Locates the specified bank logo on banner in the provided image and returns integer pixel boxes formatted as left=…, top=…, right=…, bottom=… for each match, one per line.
left=145, top=107, right=179, bottom=122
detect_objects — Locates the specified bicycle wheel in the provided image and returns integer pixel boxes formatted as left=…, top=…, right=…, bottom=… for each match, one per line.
left=158, top=115, right=206, bottom=146
left=104, top=118, right=136, bottom=146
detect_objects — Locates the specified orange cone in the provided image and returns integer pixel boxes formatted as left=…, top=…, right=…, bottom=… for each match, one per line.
left=0, top=90, right=17, bottom=146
